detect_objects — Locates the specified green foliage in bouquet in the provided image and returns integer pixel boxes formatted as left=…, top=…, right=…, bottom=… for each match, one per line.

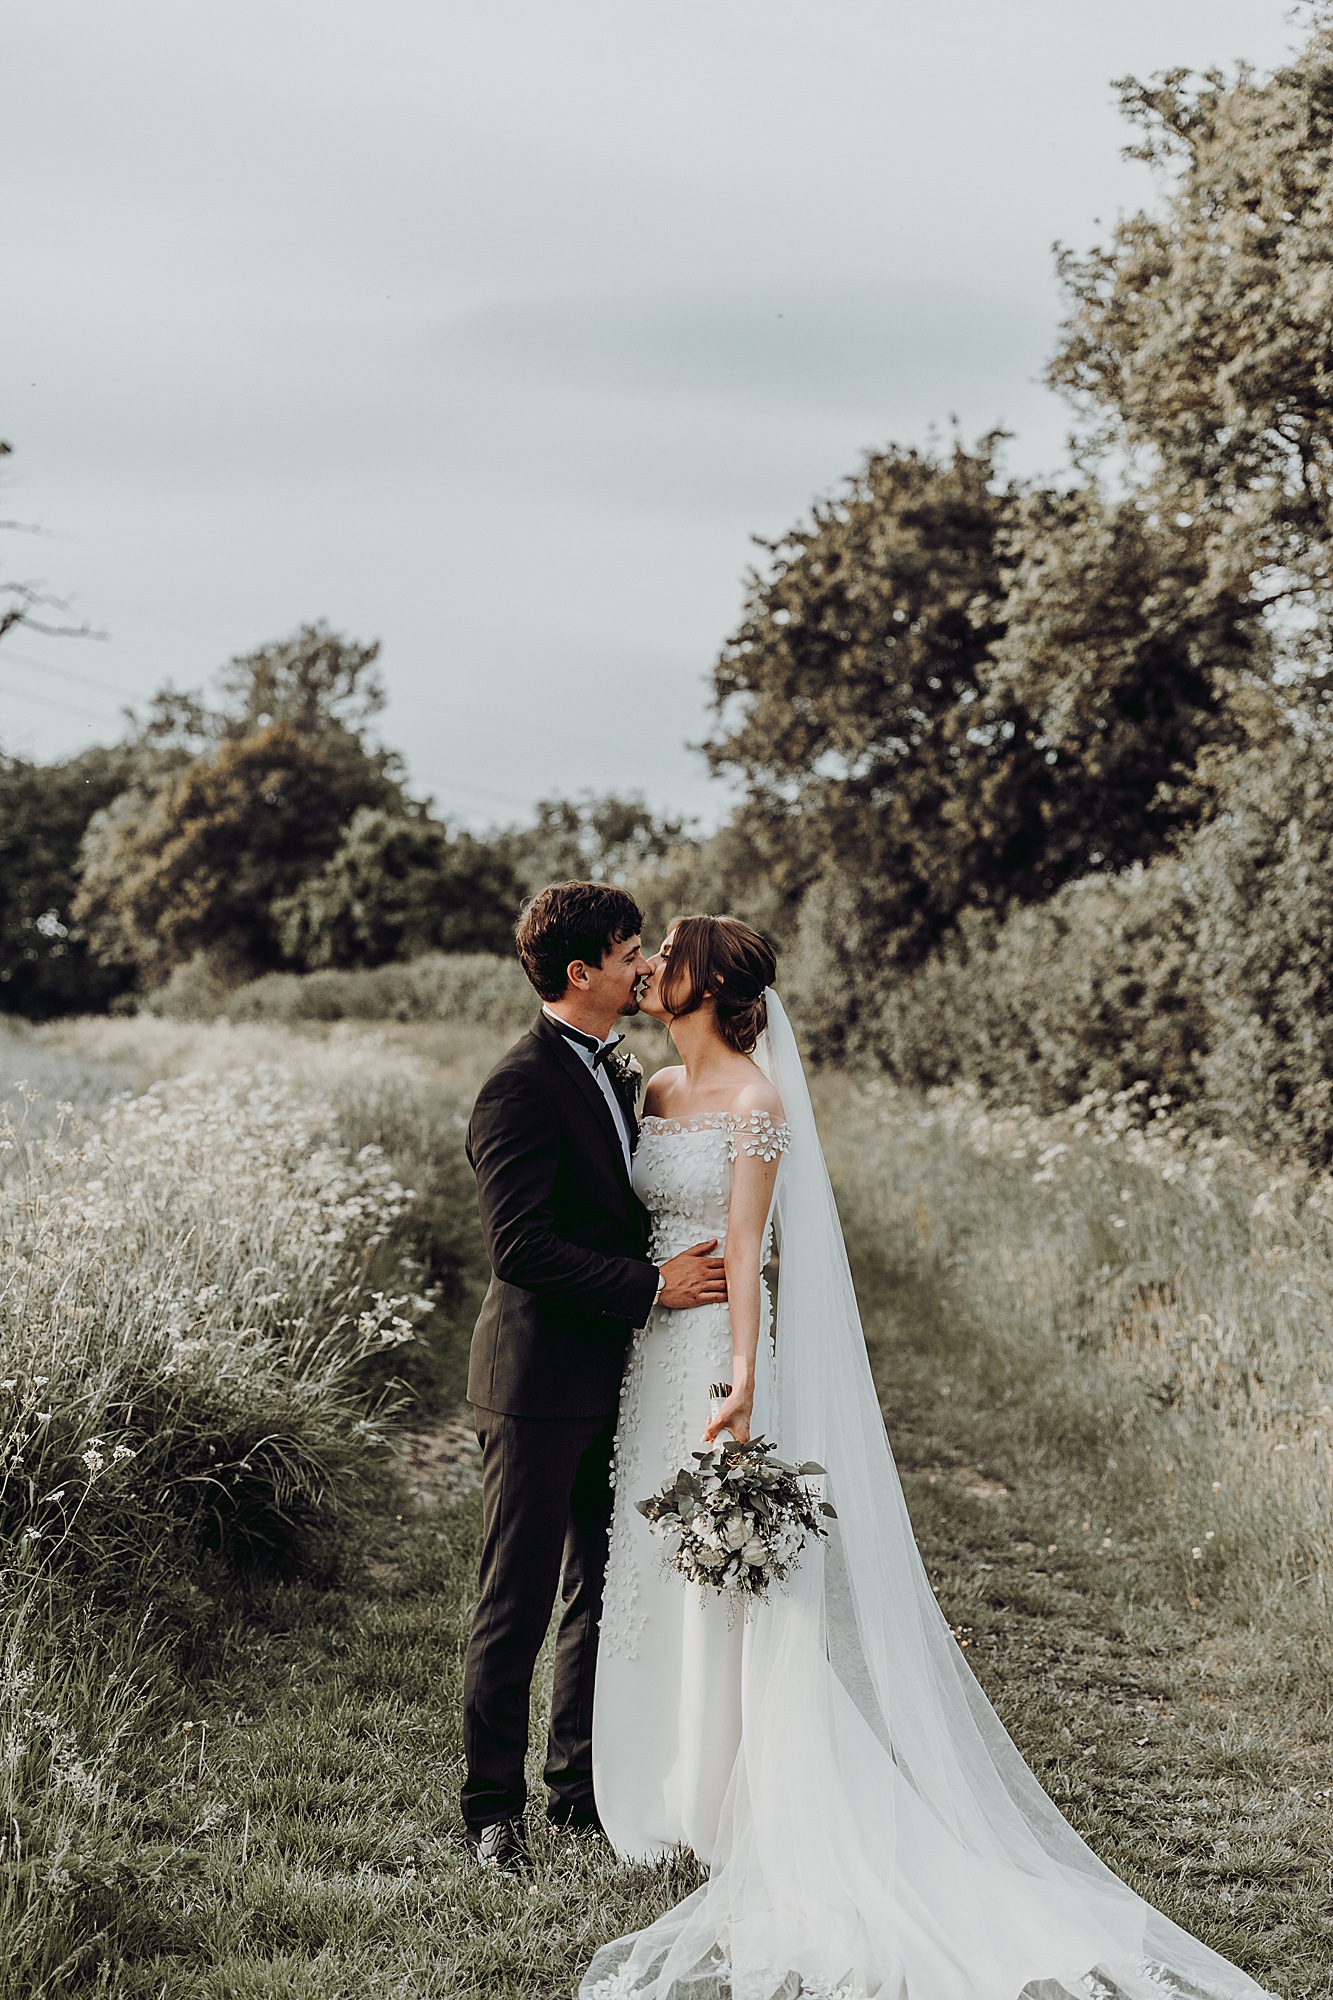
left=635, top=1436, right=834, bottom=1600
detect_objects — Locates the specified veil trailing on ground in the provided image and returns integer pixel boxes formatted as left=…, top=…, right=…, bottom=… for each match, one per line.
left=580, top=991, right=1271, bottom=2000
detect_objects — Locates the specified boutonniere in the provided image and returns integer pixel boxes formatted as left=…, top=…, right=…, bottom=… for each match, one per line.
left=605, top=1047, right=643, bottom=1098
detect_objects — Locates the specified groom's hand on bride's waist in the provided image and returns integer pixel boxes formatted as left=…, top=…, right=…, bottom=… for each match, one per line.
left=656, top=1240, right=728, bottom=1310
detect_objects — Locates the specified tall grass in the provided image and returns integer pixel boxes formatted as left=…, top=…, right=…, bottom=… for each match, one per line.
left=0, top=1019, right=492, bottom=1994
left=825, top=1073, right=1333, bottom=1658
left=0, top=1061, right=428, bottom=1589
left=6, top=1011, right=1333, bottom=1989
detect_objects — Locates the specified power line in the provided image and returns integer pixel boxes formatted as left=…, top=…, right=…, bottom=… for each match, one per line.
left=0, top=646, right=143, bottom=703
left=0, top=679, right=121, bottom=726
left=0, top=661, right=629, bottom=819
left=429, top=773, right=538, bottom=809
left=0, top=682, right=537, bottom=808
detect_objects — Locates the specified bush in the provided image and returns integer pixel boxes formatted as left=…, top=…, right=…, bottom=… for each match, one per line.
left=863, top=859, right=1207, bottom=1114
left=867, top=725, right=1333, bottom=1170
left=0, top=1015, right=497, bottom=1995
left=146, top=949, right=536, bottom=1032
left=1190, top=733, right=1333, bottom=1166
left=856, top=856, right=1208, bottom=1112
left=274, top=807, right=522, bottom=968
left=0, top=1062, right=430, bottom=1594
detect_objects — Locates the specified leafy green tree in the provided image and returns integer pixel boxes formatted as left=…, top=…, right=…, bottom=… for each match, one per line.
left=707, top=438, right=1020, bottom=969
left=982, top=483, right=1258, bottom=883
left=71, top=624, right=411, bottom=990
left=704, top=437, right=1261, bottom=1055
left=1188, top=719, right=1333, bottom=1165
left=274, top=807, right=522, bottom=968
left=1049, top=16, right=1333, bottom=690
left=73, top=722, right=401, bottom=983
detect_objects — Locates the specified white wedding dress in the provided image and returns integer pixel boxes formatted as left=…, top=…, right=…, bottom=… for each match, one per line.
left=581, top=995, right=1273, bottom=2000
left=594, top=1106, right=787, bottom=1863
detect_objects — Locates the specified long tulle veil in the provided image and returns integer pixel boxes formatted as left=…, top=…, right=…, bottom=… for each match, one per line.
left=580, top=992, right=1270, bottom=2000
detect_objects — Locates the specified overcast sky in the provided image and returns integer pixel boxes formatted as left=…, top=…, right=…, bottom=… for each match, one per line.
left=3, top=0, right=1298, bottom=826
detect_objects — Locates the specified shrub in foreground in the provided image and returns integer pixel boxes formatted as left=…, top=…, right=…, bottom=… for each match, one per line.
left=0, top=1066, right=430, bottom=1595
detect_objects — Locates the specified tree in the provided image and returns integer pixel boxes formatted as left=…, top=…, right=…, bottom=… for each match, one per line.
left=274, top=807, right=523, bottom=968
left=70, top=623, right=412, bottom=991
left=981, top=483, right=1258, bottom=883
left=703, top=434, right=1263, bottom=1047
left=216, top=621, right=389, bottom=742
left=0, top=746, right=140, bottom=1017
left=73, top=721, right=401, bottom=983
left=707, top=438, right=1019, bottom=968
left=499, top=793, right=691, bottom=899
left=1187, top=718, right=1333, bottom=1165
left=1049, top=18, right=1333, bottom=691
left=1, top=440, right=102, bottom=649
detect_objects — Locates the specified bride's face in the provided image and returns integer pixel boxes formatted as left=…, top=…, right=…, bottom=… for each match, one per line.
left=638, top=929, right=683, bottom=1023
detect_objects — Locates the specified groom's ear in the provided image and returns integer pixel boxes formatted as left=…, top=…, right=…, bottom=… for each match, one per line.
left=564, top=958, right=592, bottom=991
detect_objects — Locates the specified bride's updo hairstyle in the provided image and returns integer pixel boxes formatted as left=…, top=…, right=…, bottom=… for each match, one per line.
left=659, top=915, right=777, bottom=1054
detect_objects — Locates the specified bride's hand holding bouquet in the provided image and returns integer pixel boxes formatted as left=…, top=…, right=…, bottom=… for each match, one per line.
left=703, top=1371, right=752, bottom=1446
left=635, top=1382, right=833, bottom=1602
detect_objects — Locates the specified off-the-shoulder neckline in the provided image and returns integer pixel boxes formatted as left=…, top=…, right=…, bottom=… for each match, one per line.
left=640, top=1109, right=788, bottom=1134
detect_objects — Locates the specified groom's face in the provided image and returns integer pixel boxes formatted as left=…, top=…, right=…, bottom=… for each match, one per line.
left=572, top=933, right=651, bottom=1022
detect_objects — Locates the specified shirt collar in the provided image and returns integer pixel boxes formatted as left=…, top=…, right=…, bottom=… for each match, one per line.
left=542, top=1005, right=615, bottom=1053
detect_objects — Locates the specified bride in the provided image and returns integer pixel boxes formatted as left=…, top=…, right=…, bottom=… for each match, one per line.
left=583, top=915, right=1271, bottom=2000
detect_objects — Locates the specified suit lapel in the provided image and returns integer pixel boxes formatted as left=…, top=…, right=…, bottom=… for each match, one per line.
left=531, top=1014, right=634, bottom=1189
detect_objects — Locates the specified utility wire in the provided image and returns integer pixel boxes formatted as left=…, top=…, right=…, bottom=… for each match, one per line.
left=1, top=646, right=143, bottom=703
left=0, top=683, right=540, bottom=810
left=0, top=662, right=623, bottom=820
left=0, top=679, right=122, bottom=726
left=429, top=773, right=539, bottom=809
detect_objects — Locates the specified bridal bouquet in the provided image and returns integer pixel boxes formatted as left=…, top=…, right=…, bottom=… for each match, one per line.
left=636, top=1397, right=834, bottom=1600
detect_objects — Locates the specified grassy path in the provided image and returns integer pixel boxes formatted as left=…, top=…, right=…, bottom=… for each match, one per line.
left=100, top=1314, right=1330, bottom=1999
left=56, top=1036, right=1326, bottom=2000
left=856, top=1244, right=1333, bottom=2000
left=6, top=1024, right=1327, bottom=1997
left=105, top=1423, right=704, bottom=2000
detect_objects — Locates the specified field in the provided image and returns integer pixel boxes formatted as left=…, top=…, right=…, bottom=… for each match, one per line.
left=1, top=1015, right=1330, bottom=1998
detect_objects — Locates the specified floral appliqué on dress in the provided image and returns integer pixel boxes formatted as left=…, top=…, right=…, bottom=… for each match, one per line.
left=599, top=1109, right=791, bottom=1660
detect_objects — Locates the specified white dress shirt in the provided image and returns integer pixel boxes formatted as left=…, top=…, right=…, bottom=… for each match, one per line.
left=542, top=1006, right=634, bottom=1174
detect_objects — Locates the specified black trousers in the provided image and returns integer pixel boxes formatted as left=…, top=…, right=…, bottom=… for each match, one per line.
left=461, top=1407, right=616, bottom=1833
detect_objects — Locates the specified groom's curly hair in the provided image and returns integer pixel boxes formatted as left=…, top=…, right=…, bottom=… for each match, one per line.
left=515, top=880, right=645, bottom=1000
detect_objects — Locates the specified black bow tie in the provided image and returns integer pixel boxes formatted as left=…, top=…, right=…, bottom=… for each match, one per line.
left=559, top=1024, right=624, bottom=1069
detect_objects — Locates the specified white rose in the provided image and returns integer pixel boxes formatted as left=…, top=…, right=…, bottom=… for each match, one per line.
left=742, top=1539, right=767, bottom=1567
left=723, top=1514, right=748, bottom=1550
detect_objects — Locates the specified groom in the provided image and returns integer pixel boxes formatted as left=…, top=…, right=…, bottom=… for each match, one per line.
left=460, top=880, right=728, bottom=1872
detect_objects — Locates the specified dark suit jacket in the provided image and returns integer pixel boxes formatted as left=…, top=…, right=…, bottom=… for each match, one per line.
left=465, top=1011, right=659, bottom=1419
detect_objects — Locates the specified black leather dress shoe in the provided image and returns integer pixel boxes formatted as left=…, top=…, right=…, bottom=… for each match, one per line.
left=547, top=1800, right=605, bottom=1837
left=467, top=1817, right=530, bottom=1874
